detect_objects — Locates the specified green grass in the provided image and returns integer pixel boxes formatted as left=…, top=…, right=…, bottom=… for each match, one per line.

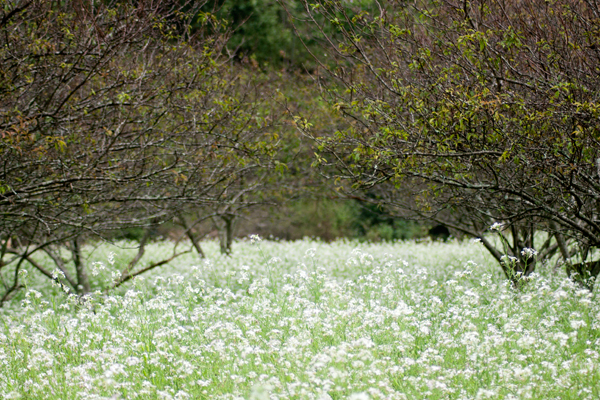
left=1, top=238, right=599, bottom=399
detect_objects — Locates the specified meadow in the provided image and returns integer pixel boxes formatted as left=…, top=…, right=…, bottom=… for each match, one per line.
left=1, top=237, right=599, bottom=399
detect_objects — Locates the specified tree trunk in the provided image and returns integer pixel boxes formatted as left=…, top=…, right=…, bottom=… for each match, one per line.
left=219, top=215, right=235, bottom=255
left=567, top=260, right=600, bottom=291
left=123, top=225, right=153, bottom=275
left=177, top=213, right=205, bottom=258
left=72, top=237, right=91, bottom=295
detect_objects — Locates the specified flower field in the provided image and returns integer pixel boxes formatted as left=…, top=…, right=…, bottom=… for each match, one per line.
left=1, top=238, right=599, bottom=399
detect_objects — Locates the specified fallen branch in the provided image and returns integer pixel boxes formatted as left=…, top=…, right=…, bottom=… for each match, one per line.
left=112, top=249, right=191, bottom=289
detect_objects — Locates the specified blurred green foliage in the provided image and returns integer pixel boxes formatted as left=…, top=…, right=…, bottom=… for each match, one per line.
left=206, top=0, right=380, bottom=69
left=244, top=198, right=425, bottom=242
left=352, top=199, right=424, bottom=242
left=206, top=0, right=312, bottom=68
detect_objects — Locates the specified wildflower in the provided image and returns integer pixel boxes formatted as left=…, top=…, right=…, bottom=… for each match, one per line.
left=2, top=237, right=597, bottom=399
left=126, top=356, right=141, bottom=366
left=317, top=393, right=333, bottom=400
left=500, top=255, right=518, bottom=265
left=26, top=289, right=42, bottom=299
left=90, top=261, right=106, bottom=277
left=520, top=247, right=537, bottom=259
left=513, top=366, right=533, bottom=380
left=268, top=257, right=281, bottom=265
left=249, top=234, right=262, bottom=244
left=51, top=269, right=66, bottom=280
left=108, top=251, right=116, bottom=265
left=348, top=393, right=370, bottom=400
left=570, top=320, right=587, bottom=329
left=476, top=389, right=498, bottom=399
left=249, top=384, right=272, bottom=400
left=490, top=222, right=504, bottom=231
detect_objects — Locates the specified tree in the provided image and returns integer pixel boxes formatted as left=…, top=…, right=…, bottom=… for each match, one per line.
left=0, top=0, right=281, bottom=304
left=293, top=0, right=600, bottom=287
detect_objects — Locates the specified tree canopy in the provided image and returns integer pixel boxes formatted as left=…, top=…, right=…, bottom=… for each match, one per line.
left=293, top=0, right=600, bottom=287
left=0, top=0, right=283, bottom=302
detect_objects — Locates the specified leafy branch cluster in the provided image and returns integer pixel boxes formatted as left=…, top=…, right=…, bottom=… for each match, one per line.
left=295, top=0, right=600, bottom=287
left=0, top=0, right=284, bottom=304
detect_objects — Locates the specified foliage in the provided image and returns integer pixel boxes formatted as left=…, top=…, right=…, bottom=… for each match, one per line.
left=207, top=0, right=383, bottom=70
left=295, top=0, right=600, bottom=286
left=202, top=0, right=311, bottom=69
left=0, top=0, right=282, bottom=303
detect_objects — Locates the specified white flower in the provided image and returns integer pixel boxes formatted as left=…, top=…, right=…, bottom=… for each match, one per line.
left=513, top=366, right=533, bottom=380
left=174, top=391, right=190, bottom=400
left=348, top=393, right=370, bottom=400
left=126, top=356, right=141, bottom=366
left=90, top=261, right=106, bottom=277
left=249, top=234, right=262, bottom=244
left=108, top=251, right=116, bottom=265
left=249, top=384, right=272, bottom=400
left=476, top=389, right=498, bottom=399
left=26, top=289, right=42, bottom=299
left=490, top=222, right=504, bottom=231
left=570, top=320, right=587, bottom=329
left=268, top=257, right=281, bottom=265
left=500, top=255, right=518, bottom=265
left=317, top=393, right=333, bottom=400
left=521, top=247, right=537, bottom=259
left=305, top=247, right=317, bottom=258
left=51, top=269, right=66, bottom=280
